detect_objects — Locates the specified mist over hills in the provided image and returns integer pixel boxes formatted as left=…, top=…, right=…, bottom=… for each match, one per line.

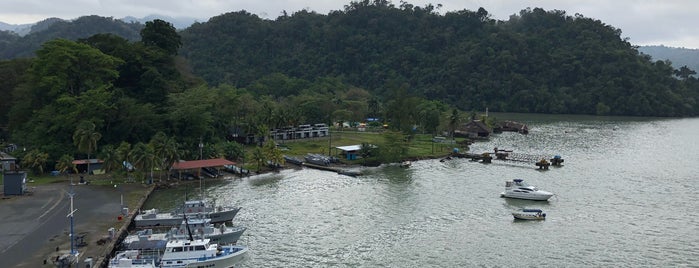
left=638, top=46, right=699, bottom=76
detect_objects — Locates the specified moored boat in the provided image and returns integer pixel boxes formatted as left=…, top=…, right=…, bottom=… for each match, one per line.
left=512, top=208, right=546, bottom=220
left=500, top=179, right=554, bottom=201
left=108, top=250, right=159, bottom=268
left=159, top=239, right=248, bottom=268
left=124, top=218, right=246, bottom=250
left=134, top=200, right=241, bottom=227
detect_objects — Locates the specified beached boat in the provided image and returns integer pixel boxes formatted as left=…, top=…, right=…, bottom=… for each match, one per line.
left=283, top=155, right=304, bottom=165
left=500, top=179, right=554, bottom=201
left=159, top=239, right=248, bottom=268
left=135, top=200, right=241, bottom=227
left=512, top=208, right=546, bottom=220
left=124, top=218, right=246, bottom=250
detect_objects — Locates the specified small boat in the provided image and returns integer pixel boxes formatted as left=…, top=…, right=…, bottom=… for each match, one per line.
left=338, top=169, right=362, bottom=177
left=304, top=153, right=330, bottom=166
left=500, top=179, right=554, bottom=201
left=159, top=239, right=248, bottom=268
left=512, top=208, right=546, bottom=220
left=400, top=160, right=412, bottom=168
left=283, top=155, right=304, bottom=165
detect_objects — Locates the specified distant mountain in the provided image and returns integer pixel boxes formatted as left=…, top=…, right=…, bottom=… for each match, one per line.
left=638, top=45, right=699, bottom=73
left=0, top=16, right=143, bottom=59
left=0, top=21, right=34, bottom=36
left=120, top=15, right=202, bottom=29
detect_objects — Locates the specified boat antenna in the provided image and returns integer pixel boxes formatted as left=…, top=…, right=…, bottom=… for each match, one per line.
left=183, top=208, right=194, bottom=241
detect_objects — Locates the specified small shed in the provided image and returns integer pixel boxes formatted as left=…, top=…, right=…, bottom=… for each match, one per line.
left=455, top=120, right=491, bottom=138
left=0, top=152, right=18, bottom=172
left=72, top=159, right=104, bottom=174
left=336, top=145, right=368, bottom=160
left=3, top=171, right=27, bottom=195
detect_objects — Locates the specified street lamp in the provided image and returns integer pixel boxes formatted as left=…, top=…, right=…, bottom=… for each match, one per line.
left=199, top=138, right=204, bottom=160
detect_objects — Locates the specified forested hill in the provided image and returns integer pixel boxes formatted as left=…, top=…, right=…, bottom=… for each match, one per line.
left=638, top=45, right=699, bottom=76
left=0, top=16, right=142, bottom=59
left=180, top=2, right=698, bottom=117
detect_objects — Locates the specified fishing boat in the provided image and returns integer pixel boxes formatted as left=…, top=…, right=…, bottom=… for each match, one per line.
left=512, top=208, right=546, bottom=220
left=159, top=239, right=248, bottom=268
left=134, top=200, right=241, bottom=227
left=124, top=218, right=246, bottom=250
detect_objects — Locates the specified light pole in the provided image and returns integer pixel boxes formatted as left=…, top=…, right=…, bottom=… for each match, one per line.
left=199, top=138, right=204, bottom=160
left=66, top=188, right=78, bottom=257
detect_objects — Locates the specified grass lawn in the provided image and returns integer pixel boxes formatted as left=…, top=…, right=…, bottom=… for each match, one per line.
left=266, top=130, right=466, bottom=166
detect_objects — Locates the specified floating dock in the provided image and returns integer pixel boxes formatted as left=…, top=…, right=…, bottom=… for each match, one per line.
left=452, top=147, right=564, bottom=169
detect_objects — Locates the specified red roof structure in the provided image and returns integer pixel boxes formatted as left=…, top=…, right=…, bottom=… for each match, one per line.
left=171, top=158, right=236, bottom=170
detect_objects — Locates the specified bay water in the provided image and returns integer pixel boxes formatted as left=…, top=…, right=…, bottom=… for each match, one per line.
left=145, top=115, right=699, bottom=267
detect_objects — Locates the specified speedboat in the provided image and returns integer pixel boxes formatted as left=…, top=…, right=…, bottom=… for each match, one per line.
left=500, top=179, right=554, bottom=201
left=512, top=208, right=546, bottom=220
left=159, top=239, right=248, bottom=268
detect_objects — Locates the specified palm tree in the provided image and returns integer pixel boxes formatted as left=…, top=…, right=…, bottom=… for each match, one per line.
left=264, top=139, right=284, bottom=169
left=447, top=108, right=461, bottom=141
left=22, top=149, right=49, bottom=175
left=116, top=141, right=133, bottom=172
left=73, top=122, right=102, bottom=174
left=55, top=154, right=77, bottom=173
left=150, top=132, right=179, bottom=181
left=130, top=142, right=157, bottom=183
left=55, top=154, right=77, bottom=183
left=99, top=145, right=121, bottom=173
left=251, top=147, right=265, bottom=172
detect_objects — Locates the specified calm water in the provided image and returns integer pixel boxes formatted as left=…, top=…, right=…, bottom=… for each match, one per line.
left=145, top=115, right=699, bottom=267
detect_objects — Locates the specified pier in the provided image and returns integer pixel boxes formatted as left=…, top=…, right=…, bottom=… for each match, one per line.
left=452, top=147, right=564, bottom=169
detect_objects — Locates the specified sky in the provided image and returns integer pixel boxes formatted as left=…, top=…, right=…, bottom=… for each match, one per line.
left=1, top=0, right=698, bottom=49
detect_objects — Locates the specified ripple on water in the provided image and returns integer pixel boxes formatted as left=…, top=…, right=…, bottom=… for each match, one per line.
left=147, top=117, right=699, bottom=267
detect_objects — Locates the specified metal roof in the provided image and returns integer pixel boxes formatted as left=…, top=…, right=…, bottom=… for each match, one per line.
left=171, top=158, right=236, bottom=170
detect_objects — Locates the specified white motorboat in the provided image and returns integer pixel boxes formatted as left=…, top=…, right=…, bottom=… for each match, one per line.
left=500, top=179, right=554, bottom=201
left=512, top=208, right=546, bottom=220
left=124, top=218, right=246, bottom=250
left=159, top=239, right=248, bottom=268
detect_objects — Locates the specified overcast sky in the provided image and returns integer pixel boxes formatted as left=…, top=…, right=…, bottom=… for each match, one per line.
left=1, top=0, right=697, bottom=49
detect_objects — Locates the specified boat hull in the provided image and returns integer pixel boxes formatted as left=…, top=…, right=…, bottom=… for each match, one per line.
left=512, top=212, right=546, bottom=220
left=500, top=192, right=553, bottom=201
left=160, top=245, right=248, bottom=268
